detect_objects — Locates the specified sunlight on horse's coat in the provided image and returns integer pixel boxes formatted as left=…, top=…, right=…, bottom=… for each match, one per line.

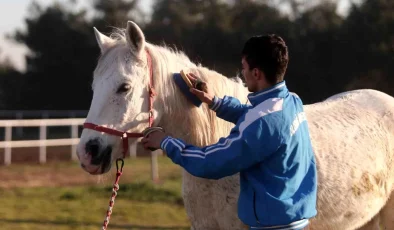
left=77, top=21, right=394, bottom=230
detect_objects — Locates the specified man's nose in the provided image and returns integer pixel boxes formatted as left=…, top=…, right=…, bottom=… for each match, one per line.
left=85, top=139, right=100, bottom=159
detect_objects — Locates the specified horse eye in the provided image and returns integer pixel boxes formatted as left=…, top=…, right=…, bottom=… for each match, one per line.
left=117, top=83, right=131, bottom=94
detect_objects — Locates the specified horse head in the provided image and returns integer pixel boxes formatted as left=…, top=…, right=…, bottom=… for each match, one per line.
left=76, top=20, right=247, bottom=175
left=76, top=21, right=162, bottom=174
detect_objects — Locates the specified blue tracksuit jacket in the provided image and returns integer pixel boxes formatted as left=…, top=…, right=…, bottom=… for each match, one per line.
left=160, top=81, right=317, bottom=229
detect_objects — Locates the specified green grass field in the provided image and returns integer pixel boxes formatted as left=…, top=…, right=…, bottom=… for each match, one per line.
left=0, top=157, right=191, bottom=230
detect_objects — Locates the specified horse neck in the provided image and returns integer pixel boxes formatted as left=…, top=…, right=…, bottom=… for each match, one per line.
left=149, top=45, right=249, bottom=146
left=149, top=45, right=197, bottom=77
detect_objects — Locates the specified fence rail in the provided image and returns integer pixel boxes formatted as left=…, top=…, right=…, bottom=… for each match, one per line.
left=0, top=118, right=160, bottom=181
left=0, top=118, right=85, bottom=127
left=0, top=118, right=84, bottom=165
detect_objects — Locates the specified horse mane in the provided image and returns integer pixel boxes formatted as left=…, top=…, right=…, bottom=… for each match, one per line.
left=102, top=28, right=250, bottom=146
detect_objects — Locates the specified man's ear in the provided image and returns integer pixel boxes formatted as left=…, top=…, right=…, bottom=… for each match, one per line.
left=253, top=68, right=263, bottom=80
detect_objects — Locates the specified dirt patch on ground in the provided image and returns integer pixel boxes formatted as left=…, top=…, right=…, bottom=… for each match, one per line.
left=0, top=146, right=72, bottom=164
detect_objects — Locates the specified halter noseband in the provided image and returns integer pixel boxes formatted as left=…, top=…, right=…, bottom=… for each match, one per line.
left=83, top=48, right=156, bottom=158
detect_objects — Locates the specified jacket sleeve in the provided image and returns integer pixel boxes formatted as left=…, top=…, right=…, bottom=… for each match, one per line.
left=209, top=96, right=251, bottom=124
left=160, top=118, right=281, bottom=180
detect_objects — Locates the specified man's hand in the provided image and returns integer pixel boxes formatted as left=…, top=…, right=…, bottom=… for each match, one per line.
left=186, top=73, right=215, bottom=106
left=141, top=130, right=168, bottom=150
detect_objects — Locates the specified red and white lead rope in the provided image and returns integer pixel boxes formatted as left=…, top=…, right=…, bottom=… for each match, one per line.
left=100, top=126, right=164, bottom=230
left=102, top=159, right=124, bottom=230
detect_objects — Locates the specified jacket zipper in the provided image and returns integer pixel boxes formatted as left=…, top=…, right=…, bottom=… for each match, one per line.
left=253, top=191, right=261, bottom=224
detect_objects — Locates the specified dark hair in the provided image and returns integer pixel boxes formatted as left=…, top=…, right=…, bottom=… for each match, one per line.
left=241, top=34, right=289, bottom=85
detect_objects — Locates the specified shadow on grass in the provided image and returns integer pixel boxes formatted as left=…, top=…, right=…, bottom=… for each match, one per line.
left=0, top=218, right=190, bottom=230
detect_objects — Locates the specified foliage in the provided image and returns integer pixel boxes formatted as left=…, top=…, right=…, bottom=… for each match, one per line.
left=0, top=0, right=392, bottom=109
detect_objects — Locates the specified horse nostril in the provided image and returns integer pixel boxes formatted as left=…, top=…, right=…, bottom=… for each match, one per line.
left=85, top=139, right=100, bottom=159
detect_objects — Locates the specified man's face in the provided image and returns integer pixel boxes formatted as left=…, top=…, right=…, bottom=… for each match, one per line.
left=241, top=57, right=257, bottom=92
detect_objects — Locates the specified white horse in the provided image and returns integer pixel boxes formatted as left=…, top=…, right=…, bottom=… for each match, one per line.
left=76, top=21, right=394, bottom=230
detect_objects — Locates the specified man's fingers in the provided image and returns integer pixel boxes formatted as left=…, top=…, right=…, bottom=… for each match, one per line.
left=190, top=88, right=204, bottom=96
left=186, top=73, right=198, bottom=85
left=187, top=73, right=198, bottom=80
left=186, top=73, right=207, bottom=90
left=141, top=137, right=149, bottom=143
left=189, top=88, right=197, bottom=94
left=195, top=81, right=206, bottom=91
left=142, top=138, right=152, bottom=149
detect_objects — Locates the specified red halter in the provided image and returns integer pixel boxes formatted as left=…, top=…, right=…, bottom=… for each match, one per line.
left=83, top=48, right=156, bottom=158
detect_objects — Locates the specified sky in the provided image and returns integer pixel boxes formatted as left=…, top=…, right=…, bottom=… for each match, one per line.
left=0, top=0, right=352, bottom=72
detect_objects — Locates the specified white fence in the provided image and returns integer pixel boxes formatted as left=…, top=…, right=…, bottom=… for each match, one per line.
left=0, top=118, right=160, bottom=181
left=0, top=118, right=84, bottom=165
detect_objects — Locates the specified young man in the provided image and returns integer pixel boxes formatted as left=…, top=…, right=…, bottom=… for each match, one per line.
left=141, top=34, right=317, bottom=230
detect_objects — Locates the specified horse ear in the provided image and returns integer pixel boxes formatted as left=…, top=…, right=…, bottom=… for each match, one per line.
left=125, top=21, right=145, bottom=56
left=93, top=27, right=115, bottom=53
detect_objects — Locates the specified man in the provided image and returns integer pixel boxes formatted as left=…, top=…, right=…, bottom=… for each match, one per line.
left=141, top=34, right=317, bottom=230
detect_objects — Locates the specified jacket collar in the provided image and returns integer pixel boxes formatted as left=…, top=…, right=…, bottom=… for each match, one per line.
left=247, top=81, right=288, bottom=106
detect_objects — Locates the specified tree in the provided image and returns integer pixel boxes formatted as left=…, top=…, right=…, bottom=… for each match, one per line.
left=340, top=0, right=394, bottom=95
left=91, top=0, right=143, bottom=34
left=10, top=1, right=98, bottom=109
left=2, top=0, right=391, bottom=110
left=285, top=2, right=345, bottom=103
left=0, top=49, right=23, bottom=109
left=5, top=0, right=145, bottom=110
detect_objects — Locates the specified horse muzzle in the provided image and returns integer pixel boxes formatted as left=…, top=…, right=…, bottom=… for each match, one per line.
left=79, top=138, right=113, bottom=174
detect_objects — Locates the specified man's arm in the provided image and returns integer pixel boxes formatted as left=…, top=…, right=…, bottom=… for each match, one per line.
left=160, top=118, right=280, bottom=180
left=209, top=96, right=252, bottom=124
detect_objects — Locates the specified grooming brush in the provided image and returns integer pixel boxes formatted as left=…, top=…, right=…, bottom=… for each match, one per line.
left=173, top=70, right=203, bottom=107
